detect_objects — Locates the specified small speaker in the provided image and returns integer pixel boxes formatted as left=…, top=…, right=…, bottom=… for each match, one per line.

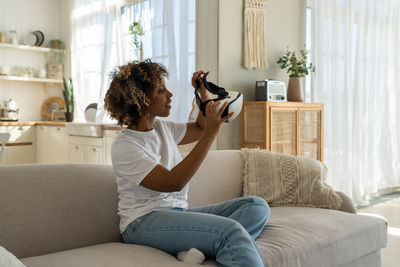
left=255, top=80, right=286, bottom=101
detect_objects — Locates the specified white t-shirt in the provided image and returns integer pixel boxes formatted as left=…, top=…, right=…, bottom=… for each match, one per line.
left=111, top=119, right=188, bottom=233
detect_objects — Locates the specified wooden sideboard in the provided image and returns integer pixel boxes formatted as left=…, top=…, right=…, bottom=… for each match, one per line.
left=241, top=101, right=324, bottom=161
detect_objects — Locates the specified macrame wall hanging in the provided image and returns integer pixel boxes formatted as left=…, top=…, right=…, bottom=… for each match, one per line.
left=243, top=0, right=267, bottom=69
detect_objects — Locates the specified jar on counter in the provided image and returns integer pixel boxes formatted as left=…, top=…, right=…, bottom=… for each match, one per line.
left=0, top=32, right=5, bottom=43
left=8, top=30, right=18, bottom=45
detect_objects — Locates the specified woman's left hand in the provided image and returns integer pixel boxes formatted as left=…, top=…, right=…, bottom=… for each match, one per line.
left=191, top=70, right=208, bottom=88
left=192, top=70, right=211, bottom=101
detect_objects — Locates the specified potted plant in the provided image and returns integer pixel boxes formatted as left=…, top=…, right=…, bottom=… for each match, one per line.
left=277, top=47, right=316, bottom=102
left=48, top=39, right=65, bottom=50
left=129, top=21, right=144, bottom=61
left=62, top=78, right=74, bottom=122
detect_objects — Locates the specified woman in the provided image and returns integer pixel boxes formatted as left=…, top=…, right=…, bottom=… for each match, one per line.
left=104, top=59, right=270, bottom=267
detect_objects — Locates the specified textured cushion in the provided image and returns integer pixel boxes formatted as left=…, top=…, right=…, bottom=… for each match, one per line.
left=257, top=207, right=387, bottom=267
left=0, top=246, right=25, bottom=267
left=21, top=243, right=217, bottom=267
left=241, top=148, right=342, bottom=209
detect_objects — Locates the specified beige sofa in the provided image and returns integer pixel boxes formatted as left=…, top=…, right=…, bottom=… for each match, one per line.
left=0, top=150, right=387, bottom=267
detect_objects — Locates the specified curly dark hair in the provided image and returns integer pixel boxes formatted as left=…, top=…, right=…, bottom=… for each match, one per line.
left=104, top=59, right=168, bottom=126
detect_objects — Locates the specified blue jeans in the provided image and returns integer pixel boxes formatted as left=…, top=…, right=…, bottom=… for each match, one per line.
left=122, top=196, right=270, bottom=267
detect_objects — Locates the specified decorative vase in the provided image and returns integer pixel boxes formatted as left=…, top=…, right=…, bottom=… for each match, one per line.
left=286, top=76, right=304, bottom=102
left=65, top=112, right=74, bottom=122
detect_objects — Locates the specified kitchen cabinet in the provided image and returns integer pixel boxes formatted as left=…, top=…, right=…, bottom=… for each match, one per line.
left=35, top=125, right=47, bottom=162
left=103, top=129, right=121, bottom=165
left=36, top=125, right=68, bottom=163
left=2, top=123, right=124, bottom=164
left=0, top=125, right=35, bottom=164
left=3, top=144, right=34, bottom=164
left=68, top=136, right=103, bottom=163
left=242, top=101, right=324, bottom=161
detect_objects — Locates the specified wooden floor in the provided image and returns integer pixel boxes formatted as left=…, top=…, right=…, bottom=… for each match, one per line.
left=358, top=197, right=400, bottom=267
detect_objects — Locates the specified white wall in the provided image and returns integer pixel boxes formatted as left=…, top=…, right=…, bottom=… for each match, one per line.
left=59, top=0, right=72, bottom=80
left=0, top=0, right=63, bottom=121
left=215, top=0, right=307, bottom=149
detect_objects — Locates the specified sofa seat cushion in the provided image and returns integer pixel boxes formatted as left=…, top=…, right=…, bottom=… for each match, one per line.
left=257, top=207, right=387, bottom=267
left=20, top=243, right=217, bottom=267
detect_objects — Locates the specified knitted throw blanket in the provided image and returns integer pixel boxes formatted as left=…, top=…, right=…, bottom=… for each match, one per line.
left=243, top=0, right=267, bottom=69
left=241, top=148, right=343, bottom=209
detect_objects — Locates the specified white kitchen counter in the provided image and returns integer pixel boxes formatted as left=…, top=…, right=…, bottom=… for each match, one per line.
left=0, top=121, right=65, bottom=127
left=0, top=121, right=123, bottom=130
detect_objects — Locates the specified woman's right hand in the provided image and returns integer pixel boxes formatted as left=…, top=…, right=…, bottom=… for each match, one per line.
left=203, top=100, right=234, bottom=140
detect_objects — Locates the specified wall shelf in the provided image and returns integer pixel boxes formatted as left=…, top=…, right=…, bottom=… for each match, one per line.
left=0, top=43, right=65, bottom=53
left=0, top=75, right=62, bottom=84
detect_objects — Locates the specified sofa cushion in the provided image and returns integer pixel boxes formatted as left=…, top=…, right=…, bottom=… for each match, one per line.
left=242, top=148, right=342, bottom=209
left=0, top=164, right=121, bottom=258
left=257, top=207, right=387, bottom=267
left=20, top=243, right=217, bottom=267
left=188, top=150, right=243, bottom=207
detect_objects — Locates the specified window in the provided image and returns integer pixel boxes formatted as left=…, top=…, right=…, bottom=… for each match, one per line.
left=71, top=0, right=196, bottom=122
left=119, top=0, right=196, bottom=122
left=71, top=1, right=118, bottom=122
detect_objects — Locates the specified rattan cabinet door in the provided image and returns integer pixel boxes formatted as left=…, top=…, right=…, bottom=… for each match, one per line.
left=299, top=109, right=322, bottom=161
left=242, top=103, right=266, bottom=148
left=269, top=107, right=297, bottom=156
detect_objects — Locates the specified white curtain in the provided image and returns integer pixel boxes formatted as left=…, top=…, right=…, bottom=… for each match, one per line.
left=71, top=0, right=195, bottom=123
left=118, top=0, right=196, bottom=123
left=309, top=0, right=400, bottom=204
left=71, top=0, right=117, bottom=122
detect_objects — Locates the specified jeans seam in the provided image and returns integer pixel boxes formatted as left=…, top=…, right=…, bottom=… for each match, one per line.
left=141, top=226, right=221, bottom=235
left=225, top=241, right=236, bottom=267
left=214, top=198, right=254, bottom=216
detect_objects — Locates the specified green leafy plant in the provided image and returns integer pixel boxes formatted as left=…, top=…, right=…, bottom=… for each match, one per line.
left=48, top=39, right=65, bottom=50
left=277, top=47, right=316, bottom=77
left=62, top=78, right=74, bottom=113
left=129, top=21, right=144, bottom=53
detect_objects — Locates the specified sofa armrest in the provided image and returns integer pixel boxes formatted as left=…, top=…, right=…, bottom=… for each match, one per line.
left=336, top=191, right=357, bottom=213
